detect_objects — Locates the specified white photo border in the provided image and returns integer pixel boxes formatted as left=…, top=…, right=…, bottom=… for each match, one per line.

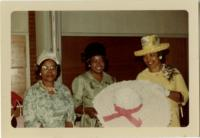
left=1, top=0, right=199, bottom=137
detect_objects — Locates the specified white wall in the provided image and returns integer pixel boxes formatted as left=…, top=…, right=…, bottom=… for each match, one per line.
left=11, top=11, right=188, bottom=52
left=61, top=11, right=188, bottom=37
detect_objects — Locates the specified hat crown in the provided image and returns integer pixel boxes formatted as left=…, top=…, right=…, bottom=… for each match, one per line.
left=114, top=87, right=141, bottom=109
left=141, top=35, right=160, bottom=49
left=134, top=34, right=169, bottom=56
left=37, top=51, right=59, bottom=65
left=93, top=80, right=171, bottom=127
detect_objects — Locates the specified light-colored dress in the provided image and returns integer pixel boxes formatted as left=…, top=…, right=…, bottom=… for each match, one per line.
left=136, top=64, right=189, bottom=127
left=23, top=81, right=75, bottom=127
left=72, top=71, right=114, bottom=127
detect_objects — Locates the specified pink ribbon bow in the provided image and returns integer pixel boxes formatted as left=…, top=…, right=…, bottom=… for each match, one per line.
left=103, top=104, right=143, bottom=127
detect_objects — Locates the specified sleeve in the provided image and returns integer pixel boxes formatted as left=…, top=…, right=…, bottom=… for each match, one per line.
left=62, top=86, right=76, bottom=123
left=175, top=73, right=189, bottom=106
left=136, top=72, right=143, bottom=80
left=23, top=88, right=40, bottom=127
left=71, top=76, right=85, bottom=108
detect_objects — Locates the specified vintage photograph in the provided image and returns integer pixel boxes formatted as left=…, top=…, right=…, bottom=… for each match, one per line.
left=1, top=0, right=199, bottom=137
left=11, top=10, right=189, bottom=128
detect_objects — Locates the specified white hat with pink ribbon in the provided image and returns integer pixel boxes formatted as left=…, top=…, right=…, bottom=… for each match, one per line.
left=93, top=80, right=171, bottom=127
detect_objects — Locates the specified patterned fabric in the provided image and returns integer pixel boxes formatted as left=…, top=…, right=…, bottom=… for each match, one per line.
left=136, top=64, right=189, bottom=127
left=162, top=64, right=179, bottom=81
left=23, top=81, right=75, bottom=128
left=72, top=71, right=114, bottom=127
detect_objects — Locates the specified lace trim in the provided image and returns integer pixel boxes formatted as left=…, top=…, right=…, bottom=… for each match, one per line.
left=161, top=64, right=179, bottom=81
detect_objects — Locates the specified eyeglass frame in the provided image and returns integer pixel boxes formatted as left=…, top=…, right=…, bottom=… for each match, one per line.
left=41, top=65, right=57, bottom=72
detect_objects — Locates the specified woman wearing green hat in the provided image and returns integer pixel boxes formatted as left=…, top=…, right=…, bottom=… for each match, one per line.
left=134, top=35, right=189, bottom=127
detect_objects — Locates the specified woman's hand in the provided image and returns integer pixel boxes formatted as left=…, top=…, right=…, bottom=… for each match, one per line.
left=168, top=91, right=183, bottom=104
left=75, top=105, right=84, bottom=114
left=75, top=105, right=97, bottom=118
left=65, top=121, right=73, bottom=127
left=84, top=107, right=97, bottom=118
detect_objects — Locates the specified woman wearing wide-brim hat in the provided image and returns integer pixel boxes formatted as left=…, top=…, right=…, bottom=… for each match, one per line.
left=134, top=34, right=189, bottom=127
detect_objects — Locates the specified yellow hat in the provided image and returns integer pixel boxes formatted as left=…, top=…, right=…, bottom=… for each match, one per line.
left=134, top=35, right=169, bottom=56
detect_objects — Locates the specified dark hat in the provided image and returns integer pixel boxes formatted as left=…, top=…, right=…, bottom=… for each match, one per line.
left=82, top=42, right=106, bottom=62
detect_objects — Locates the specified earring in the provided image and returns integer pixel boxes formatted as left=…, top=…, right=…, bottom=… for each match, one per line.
left=159, top=56, right=162, bottom=60
left=88, top=65, right=91, bottom=68
left=39, top=73, right=42, bottom=76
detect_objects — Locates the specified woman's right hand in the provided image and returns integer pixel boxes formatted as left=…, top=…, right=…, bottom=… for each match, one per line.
left=84, top=107, right=97, bottom=118
left=168, top=91, right=183, bottom=104
left=65, top=121, right=73, bottom=127
left=75, top=105, right=84, bottom=114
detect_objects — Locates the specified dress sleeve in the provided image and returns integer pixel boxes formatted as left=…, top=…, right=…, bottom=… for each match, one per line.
left=62, top=86, right=75, bottom=123
left=23, top=88, right=40, bottom=127
left=136, top=72, right=142, bottom=80
left=72, top=76, right=85, bottom=108
left=175, top=73, right=189, bottom=106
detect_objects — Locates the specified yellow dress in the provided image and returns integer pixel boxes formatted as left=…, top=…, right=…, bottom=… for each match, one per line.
left=136, top=64, right=189, bottom=127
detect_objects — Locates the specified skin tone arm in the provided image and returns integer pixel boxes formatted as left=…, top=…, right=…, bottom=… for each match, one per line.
left=75, top=105, right=97, bottom=118
left=168, top=91, right=183, bottom=104
left=65, top=122, right=73, bottom=127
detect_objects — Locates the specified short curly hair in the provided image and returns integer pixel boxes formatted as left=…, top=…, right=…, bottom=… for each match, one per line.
left=81, top=42, right=108, bottom=70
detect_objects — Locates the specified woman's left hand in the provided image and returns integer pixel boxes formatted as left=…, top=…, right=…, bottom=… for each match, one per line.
left=168, top=91, right=183, bottom=104
left=84, top=107, right=97, bottom=118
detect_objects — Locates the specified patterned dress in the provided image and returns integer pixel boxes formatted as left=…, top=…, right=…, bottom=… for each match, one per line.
left=136, top=64, right=189, bottom=127
left=23, top=81, right=75, bottom=127
left=72, top=71, right=115, bottom=127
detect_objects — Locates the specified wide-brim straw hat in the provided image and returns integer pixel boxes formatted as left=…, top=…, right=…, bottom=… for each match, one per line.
left=134, top=35, right=170, bottom=56
left=37, top=51, right=59, bottom=65
left=93, top=80, right=171, bottom=127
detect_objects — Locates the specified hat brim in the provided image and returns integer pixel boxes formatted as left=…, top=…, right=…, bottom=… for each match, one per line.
left=134, top=43, right=169, bottom=56
left=93, top=80, right=171, bottom=127
left=37, top=57, right=59, bottom=65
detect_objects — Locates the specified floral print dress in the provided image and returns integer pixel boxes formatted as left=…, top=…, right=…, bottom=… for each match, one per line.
left=23, top=81, right=75, bottom=127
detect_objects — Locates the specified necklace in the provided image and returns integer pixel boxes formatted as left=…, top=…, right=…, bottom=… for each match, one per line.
left=41, top=82, right=56, bottom=95
left=44, top=86, right=55, bottom=95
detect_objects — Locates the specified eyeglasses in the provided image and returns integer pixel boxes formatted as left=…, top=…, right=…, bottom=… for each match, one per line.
left=41, top=65, right=57, bottom=72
